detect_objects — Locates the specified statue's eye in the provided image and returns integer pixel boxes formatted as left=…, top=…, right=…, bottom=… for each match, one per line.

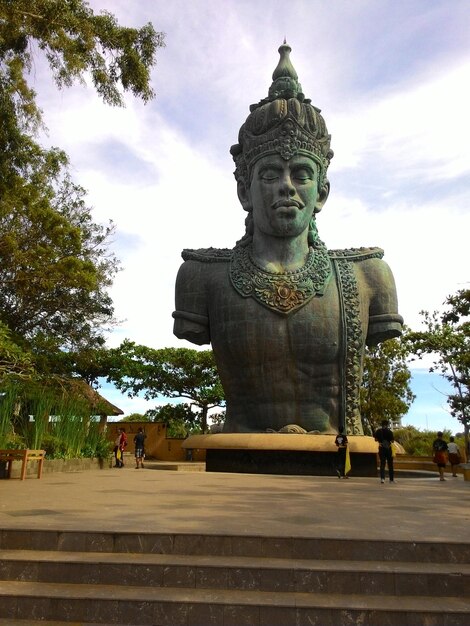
left=260, top=168, right=279, bottom=181
left=293, top=168, right=313, bottom=182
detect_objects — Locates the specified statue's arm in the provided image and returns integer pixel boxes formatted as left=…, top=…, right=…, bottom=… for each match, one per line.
left=361, top=258, right=403, bottom=346
left=172, top=260, right=210, bottom=346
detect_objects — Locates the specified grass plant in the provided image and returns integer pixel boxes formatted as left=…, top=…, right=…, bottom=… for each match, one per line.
left=0, top=380, right=111, bottom=459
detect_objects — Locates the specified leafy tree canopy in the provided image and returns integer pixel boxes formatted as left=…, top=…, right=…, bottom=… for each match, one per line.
left=0, top=161, right=118, bottom=353
left=406, top=289, right=470, bottom=454
left=119, top=412, right=149, bottom=423
left=0, top=0, right=165, bottom=376
left=393, top=426, right=460, bottom=457
left=107, top=343, right=225, bottom=433
left=147, top=403, right=200, bottom=438
left=1, top=0, right=165, bottom=185
left=0, top=0, right=164, bottom=108
left=0, top=320, right=35, bottom=383
left=360, top=336, right=415, bottom=434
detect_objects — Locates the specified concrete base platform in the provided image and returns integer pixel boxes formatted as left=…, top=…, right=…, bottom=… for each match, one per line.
left=184, top=433, right=378, bottom=476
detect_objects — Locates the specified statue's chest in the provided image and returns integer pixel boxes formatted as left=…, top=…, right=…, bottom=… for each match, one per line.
left=207, top=270, right=342, bottom=365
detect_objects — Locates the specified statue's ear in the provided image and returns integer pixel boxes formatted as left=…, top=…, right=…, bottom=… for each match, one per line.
left=314, top=180, right=330, bottom=214
left=237, top=180, right=252, bottom=211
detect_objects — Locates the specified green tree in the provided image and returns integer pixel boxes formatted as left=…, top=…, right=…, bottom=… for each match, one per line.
left=0, top=165, right=118, bottom=353
left=1, top=0, right=164, bottom=187
left=360, top=337, right=415, bottom=434
left=147, top=403, right=198, bottom=438
left=393, top=425, right=456, bottom=457
left=120, top=412, right=149, bottom=423
left=108, top=343, right=225, bottom=434
left=0, top=321, right=35, bottom=382
left=406, top=289, right=470, bottom=458
left=0, top=0, right=165, bottom=369
left=0, top=0, right=162, bottom=103
left=0, top=1, right=165, bottom=448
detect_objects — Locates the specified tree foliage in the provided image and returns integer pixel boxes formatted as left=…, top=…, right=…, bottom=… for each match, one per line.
left=393, top=425, right=459, bottom=457
left=147, top=403, right=199, bottom=438
left=119, top=412, right=149, bottom=423
left=0, top=0, right=165, bottom=376
left=0, top=0, right=164, bottom=108
left=107, top=343, right=225, bottom=434
left=0, top=321, right=35, bottom=382
left=406, top=289, right=470, bottom=454
left=0, top=1, right=165, bottom=453
left=0, top=159, right=118, bottom=352
left=1, top=0, right=165, bottom=185
left=360, top=337, right=415, bottom=434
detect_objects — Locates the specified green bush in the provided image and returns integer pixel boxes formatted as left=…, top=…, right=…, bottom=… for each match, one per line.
left=41, top=434, right=69, bottom=459
left=81, top=430, right=113, bottom=459
left=394, top=426, right=456, bottom=456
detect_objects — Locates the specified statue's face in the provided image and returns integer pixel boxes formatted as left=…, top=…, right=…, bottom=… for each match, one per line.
left=247, top=154, right=326, bottom=239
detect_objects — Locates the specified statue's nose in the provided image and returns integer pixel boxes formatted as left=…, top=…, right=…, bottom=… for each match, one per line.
left=280, top=173, right=296, bottom=196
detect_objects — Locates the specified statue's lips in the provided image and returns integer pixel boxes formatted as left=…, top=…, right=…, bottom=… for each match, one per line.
left=272, top=200, right=303, bottom=210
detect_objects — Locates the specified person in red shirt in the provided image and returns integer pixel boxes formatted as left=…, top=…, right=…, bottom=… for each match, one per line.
left=114, top=428, right=128, bottom=468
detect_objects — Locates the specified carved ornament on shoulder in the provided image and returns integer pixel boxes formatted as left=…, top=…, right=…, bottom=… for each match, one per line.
left=181, top=248, right=232, bottom=263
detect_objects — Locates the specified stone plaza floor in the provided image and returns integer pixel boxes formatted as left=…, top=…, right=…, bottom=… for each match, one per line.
left=1, top=464, right=469, bottom=543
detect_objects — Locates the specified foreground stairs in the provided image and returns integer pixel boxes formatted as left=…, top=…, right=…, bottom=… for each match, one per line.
left=0, top=530, right=469, bottom=625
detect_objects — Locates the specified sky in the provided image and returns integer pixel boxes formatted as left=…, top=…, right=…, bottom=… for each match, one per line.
left=33, top=0, right=469, bottom=433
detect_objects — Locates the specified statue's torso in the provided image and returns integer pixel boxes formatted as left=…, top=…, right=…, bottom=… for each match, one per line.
left=207, top=263, right=342, bottom=432
left=173, top=246, right=403, bottom=434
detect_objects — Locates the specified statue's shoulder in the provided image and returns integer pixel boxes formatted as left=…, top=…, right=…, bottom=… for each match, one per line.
left=328, top=246, right=384, bottom=262
left=181, top=247, right=233, bottom=263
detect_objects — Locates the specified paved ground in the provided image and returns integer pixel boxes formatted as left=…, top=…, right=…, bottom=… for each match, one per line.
left=1, top=463, right=469, bottom=543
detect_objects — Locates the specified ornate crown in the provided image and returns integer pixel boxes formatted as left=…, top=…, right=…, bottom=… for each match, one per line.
left=230, top=42, right=333, bottom=186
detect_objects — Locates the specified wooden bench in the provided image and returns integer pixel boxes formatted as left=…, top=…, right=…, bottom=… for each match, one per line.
left=0, top=449, right=46, bottom=480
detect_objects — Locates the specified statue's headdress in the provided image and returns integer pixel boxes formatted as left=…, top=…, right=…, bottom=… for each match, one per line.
left=230, top=42, right=333, bottom=187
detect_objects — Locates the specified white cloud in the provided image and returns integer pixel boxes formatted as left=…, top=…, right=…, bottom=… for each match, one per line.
left=331, top=59, right=470, bottom=182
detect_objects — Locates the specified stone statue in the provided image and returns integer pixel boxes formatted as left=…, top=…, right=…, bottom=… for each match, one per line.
left=173, top=43, right=403, bottom=435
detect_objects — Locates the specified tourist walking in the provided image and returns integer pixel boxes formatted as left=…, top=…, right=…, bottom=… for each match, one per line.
left=432, top=432, right=448, bottom=481
left=447, top=437, right=461, bottom=477
left=374, top=420, right=395, bottom=483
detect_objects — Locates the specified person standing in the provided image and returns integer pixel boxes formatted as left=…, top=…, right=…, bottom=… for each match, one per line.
left=334, top=428, right=349, bottom=479
left=113, top=428, right=122, bottom=468
left=134, top=427, right=146, bottom=469
left=447, top=436, right=461, bottom=477
left=433, top=432, right=449, bottom=481
left=115, top=427, right=127, bottom=468
left=374, top=420, right=395, bottom=484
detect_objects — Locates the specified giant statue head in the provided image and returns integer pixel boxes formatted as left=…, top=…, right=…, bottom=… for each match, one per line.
left=230, top=42, right=334, bottom=247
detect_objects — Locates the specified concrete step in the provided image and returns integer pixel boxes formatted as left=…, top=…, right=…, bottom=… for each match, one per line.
left=145, top=461, right=205, bottom=472
left=2, top=530, right=470, bottom=563
left=0, top=622, right=114, bottom=626
left=1, top=549, right=469, bottom=597
left=1, top=580, right=470, bottom=626
left=2, top=531, right=470, bottom=625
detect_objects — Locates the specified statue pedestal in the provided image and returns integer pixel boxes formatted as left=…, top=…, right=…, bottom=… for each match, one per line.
left=182, top=434, right=378, bottom=477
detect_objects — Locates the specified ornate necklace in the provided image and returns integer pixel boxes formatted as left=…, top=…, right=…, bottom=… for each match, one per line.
left=230, top=242, right=332, bottom=314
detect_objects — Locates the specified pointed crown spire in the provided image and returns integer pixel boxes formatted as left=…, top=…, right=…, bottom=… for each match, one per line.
left=268, top=41, right=302, bottom=101
left=230, top=42, right=333, bottom=186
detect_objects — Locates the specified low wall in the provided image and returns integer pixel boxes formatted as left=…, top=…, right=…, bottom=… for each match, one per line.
left=394, top=455, right=467, bottom=476
left=5, top=457, right=104, bottom=479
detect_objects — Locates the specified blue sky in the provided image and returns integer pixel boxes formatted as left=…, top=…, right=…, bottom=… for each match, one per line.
left=33, top=0, right=469, bottom=433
